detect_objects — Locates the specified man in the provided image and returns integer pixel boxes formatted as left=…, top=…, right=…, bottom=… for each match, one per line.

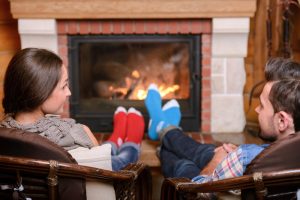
left=144, top=57, right=300, bottom=183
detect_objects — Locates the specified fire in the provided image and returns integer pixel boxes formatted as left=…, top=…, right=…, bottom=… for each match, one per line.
left=136, top=84, right=180, bottom=100
left=132, top=70, right=140, bottom=79
left=159, top=85, right=180, bottom=97
left=108, top=70, right=180, bottom=100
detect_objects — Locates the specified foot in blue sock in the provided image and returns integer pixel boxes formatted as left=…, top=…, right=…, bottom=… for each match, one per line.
left=145, top=84, right=167, bottom=140
left=162, top=99, right=181, bottom=127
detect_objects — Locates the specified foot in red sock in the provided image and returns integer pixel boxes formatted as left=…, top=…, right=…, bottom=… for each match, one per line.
left=125, top=107, right=145, bottom=145
left=108, top=106, right=127, bottom=147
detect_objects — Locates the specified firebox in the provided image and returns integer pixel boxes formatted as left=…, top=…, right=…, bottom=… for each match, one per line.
left=69, top=35, right=201, bottom=132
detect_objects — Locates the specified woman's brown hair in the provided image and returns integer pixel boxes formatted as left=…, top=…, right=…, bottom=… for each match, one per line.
left=2, top=48, right=63, bottom=115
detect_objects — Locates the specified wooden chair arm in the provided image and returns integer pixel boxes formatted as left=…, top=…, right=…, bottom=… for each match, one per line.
left=161, top=169, right=300, bottom=200
left=0, top=155, right=152, bottom=200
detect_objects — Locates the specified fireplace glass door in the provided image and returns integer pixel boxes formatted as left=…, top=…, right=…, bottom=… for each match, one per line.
left=69, top=35, right=201, bottom=132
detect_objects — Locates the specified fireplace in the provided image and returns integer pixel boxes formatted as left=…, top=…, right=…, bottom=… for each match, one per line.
left=69, top=34, right=201, bottom=131
left=15, top=7, right=252, bottom=133
left=49, top=19, right=213, bottom=133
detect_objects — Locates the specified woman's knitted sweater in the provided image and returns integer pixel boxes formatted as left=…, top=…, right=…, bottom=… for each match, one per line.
left=0, top=115, right=94, bottom=150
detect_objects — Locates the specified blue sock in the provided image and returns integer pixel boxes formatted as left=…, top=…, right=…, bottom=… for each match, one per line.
left=162, top=99, right=181, bottom=127
left=145, top=84, right=167, bottom=140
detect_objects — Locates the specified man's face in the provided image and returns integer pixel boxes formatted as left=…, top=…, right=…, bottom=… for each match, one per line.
left=255, top=82, right=278, bottom=141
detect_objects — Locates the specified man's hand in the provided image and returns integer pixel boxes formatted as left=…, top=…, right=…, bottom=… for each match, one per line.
left=201, top=145, right=228, bottom=175
left=222, top=143, right=238, bottom=153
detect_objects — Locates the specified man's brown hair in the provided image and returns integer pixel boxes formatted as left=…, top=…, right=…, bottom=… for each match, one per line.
left=269, top=79, right=300, bottom=132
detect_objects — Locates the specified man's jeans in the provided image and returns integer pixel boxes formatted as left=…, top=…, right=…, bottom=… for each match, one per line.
left=160, top=128, right=215, bottom=179
left=108, top=142, right=140, bottom=171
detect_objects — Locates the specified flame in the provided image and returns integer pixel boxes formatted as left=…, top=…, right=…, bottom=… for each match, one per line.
left=132, top=70, right=140, bottom=79
left=107, top=70, right=180, bottom=100
left=136, top=84, right=180, bottom=100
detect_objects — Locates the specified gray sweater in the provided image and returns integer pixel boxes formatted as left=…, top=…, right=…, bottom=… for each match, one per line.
left=0, top=115, right=95, bottom=150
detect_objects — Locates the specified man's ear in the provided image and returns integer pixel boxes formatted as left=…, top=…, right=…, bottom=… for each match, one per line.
left=277, top=111, right=294, bottom=132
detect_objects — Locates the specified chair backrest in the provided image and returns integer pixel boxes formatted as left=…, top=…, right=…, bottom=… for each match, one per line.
left=0, top=127, right=86, bottom=199
left=242, top=133, right=300, bottom=199
left=0, top=127, right=77, bottom=162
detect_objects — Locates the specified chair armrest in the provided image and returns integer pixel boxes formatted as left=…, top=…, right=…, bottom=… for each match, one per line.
left=0, top=155, right=152, bottom=200
left=122, top=163, right=152, bottom=200
left=160, top=169, right=300, bottom=200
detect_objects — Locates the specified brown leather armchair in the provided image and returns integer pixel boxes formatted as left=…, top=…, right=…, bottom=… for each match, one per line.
left=160, top=133, right=300, bottom=200
left=0, top=128, right=152, bottom=200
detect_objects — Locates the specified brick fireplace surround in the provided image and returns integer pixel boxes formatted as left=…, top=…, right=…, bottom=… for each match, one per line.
left=10, top=0, right=255, bottom=133
left=57, top=19, right=211, bottom=132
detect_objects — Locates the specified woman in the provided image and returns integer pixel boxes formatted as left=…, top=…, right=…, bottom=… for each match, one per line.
left=0, top=48, right=145, bottom=171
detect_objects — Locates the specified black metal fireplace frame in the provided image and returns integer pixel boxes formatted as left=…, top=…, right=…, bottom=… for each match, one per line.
left=68, top=34, right=201, bottom=132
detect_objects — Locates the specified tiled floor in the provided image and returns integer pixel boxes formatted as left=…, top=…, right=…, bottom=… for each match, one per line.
left=95, top=131, right=264, bottom=200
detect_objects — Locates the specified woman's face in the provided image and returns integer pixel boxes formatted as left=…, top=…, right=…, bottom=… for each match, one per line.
left=40, top=65, right=71, bottom=115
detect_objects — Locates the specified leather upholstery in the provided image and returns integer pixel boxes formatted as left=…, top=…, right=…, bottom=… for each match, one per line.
left=0, top=127, right=86, bottom=200
left=242, top=133, right=300, bottom=199
left=245, top=133, right=300, bottom=173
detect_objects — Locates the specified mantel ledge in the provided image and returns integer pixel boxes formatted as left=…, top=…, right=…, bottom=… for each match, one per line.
left=9, top=0, right=256, bottom=19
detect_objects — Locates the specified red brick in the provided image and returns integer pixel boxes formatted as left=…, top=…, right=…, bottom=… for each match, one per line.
left=191, top=20, right=202, bottom=33
left=202, top=34, right=211, bottom=44
left=202, top=100, right=211, bottom=110
left=167, top=20, right=178, bottom=34
left=57, top=21, right=67, bottom=34
left=90, top=21, right=100, bottom=34
left=202, top=111, right=211, bottom=120
left=202, top=67, right=211, bottom=77
left=101, top=21, right=112, bottom=34
left=202, top=89, right=211, bottom=98
left=135, top=20, right=145, bottom=34
left=123, top=20, right=134, bottom=33
left=202, top=44, right=211, bottom=56
left=202, top=57, right=211, bottom=66
left=67, top=21, right=78, bottom=34
left=59, top=46, right=68, bottom=57
left=145, top=20, right=157, bottom=34
left=157, top=20, right=168, bottom=34
left=202, top=98, right=210, bottom=106
left=79, top=21, right=90, bottom=34
left=202, top=79, right=211, bottom=88
left=58, top=35, right=67, bottom=46
left=178, top=20, right=190, bottom=34
left=201, top=20, right=212, bottom=33
left=112, top=20, right=123, bottom=34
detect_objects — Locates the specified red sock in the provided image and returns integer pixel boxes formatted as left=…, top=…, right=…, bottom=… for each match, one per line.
left=125, top=108, right=145, bottom=145
left=108, top=107, right=127, bottom=147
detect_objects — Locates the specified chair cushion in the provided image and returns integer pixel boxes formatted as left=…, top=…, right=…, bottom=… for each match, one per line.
left=68, top=144, right=112, bottom=170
